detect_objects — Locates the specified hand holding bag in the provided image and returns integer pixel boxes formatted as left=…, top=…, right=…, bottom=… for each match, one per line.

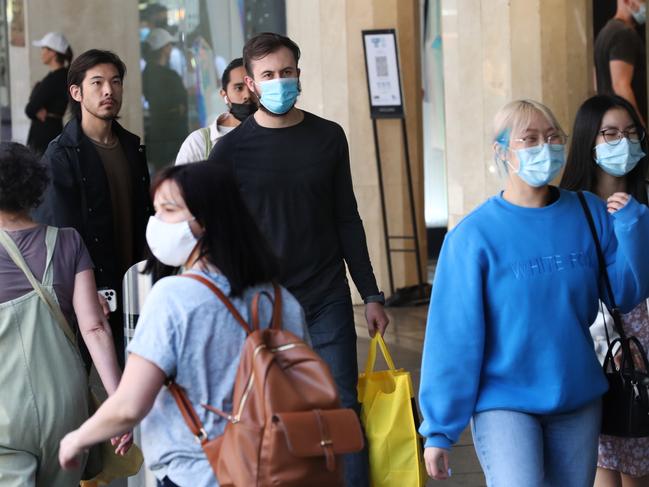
left=577, top=192, right=649, bottom=437
left=357, top=333, right=427, bottom=486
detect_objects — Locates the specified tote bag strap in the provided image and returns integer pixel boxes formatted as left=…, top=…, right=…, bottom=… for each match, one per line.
left=576, top=192, right=626, bottom=339
left=0, top=227, right=77, bottom=345
left=364, top=333, right=397, bottom=376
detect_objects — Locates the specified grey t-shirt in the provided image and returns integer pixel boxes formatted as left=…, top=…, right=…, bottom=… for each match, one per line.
left=594, top=18, right=647, bottom=121
left=127, top=270, right=307, bottom=487
left=0, top=225, right=93, bottom=325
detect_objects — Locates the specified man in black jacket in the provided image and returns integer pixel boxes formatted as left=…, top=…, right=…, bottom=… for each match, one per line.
left=34, top=50, right=152, bottom=364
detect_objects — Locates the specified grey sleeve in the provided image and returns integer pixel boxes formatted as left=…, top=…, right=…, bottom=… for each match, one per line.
left=609, top=30, right=638, bottom=64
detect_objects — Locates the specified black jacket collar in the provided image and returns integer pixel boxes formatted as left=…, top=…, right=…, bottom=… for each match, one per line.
left=58, top=116, right=141, bottom=148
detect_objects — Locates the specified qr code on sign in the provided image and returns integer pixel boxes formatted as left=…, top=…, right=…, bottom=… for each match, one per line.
left=375, top=56, right=388, bottom=77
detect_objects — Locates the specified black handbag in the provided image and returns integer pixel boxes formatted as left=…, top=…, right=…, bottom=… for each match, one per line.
left=577, top=192, right=649, bottom=437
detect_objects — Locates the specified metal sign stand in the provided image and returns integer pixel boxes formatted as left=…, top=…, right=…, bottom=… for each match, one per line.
left=362, top=29, right=430, bottom=306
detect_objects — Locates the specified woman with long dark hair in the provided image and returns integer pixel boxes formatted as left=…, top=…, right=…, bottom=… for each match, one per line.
left=560, top=94, right=649, bottom=487
left=58, top=161, right=308, bottom=487
left=26, top=32, right=73, bottom=155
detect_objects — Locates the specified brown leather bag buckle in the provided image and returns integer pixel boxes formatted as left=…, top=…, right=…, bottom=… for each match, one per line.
left=195, top=428, right=208, bottom=444
left=314, top=410, right=336, bottom=472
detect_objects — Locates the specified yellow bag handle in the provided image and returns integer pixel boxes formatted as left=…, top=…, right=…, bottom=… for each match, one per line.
left=364, top=333, right=397, bottom=375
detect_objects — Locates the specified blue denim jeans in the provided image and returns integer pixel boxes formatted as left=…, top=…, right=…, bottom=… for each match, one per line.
left=305, top=294, right=369, bottom=487
left=470, top=399, right=602, bottom=487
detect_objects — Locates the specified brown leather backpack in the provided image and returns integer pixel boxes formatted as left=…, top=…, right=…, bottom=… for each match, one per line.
left=167, top=274, right=364, bottom=486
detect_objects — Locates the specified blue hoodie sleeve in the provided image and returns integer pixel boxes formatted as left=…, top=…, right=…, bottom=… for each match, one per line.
left=588, top=194, right=649, bottom=312
left=418, top=227, right=486, bottom=450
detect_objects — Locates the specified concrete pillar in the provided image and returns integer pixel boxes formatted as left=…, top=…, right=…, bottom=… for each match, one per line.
left=442, top=0, right=593, bottom=227
left=10, top=0, right=143, bottom=144
left=287, top=0, right=426, bottom=303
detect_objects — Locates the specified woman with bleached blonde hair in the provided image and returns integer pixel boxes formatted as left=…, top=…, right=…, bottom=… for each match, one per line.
left=418, top=99, right=649, bottom=486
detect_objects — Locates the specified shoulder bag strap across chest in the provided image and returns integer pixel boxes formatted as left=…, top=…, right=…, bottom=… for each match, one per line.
left=0, top=227, right=77, bottom=345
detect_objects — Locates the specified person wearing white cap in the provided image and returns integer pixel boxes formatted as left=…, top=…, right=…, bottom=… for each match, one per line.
left=25, top=32, right=73, bottom=155
left=142, top=27, right=188, bottom=168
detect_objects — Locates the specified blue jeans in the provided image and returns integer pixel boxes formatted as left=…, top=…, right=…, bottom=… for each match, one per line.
left=305, top=294, right=369, bottom=487
left=470, top=399, right=602, bottom=487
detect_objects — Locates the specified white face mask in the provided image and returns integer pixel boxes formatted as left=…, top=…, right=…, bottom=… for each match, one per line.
left=146, top=216, right=198, bottom=267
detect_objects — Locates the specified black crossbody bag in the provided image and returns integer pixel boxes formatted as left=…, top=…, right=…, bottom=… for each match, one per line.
left=577, top=192, right=649, bottom=437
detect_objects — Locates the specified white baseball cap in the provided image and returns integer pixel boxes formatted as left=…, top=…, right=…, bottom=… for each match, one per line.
left=146, top=28, right=178, bottom=51
left=32, top=32, right=69, bottom=54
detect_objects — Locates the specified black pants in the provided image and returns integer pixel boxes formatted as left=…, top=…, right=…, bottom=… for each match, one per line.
left=303, top=294, right=370, bottom=487
left=157, top=477, right=179, bottom=487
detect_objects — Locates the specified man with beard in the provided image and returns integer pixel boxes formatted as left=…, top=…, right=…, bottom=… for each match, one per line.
left=175, top=57, right=257, bottom=164
left=34, top=49, right=152, bottom=366
left=209, top=32, right=389, bottom=487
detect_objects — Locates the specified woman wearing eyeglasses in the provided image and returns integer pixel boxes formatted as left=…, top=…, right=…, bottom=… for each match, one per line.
left=560, top=94, right=649, bottom=487
left=419, top=99, right=649, bottom=487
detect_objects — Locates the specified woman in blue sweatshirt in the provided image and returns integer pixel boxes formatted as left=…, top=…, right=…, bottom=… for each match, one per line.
left=419, top=99, right=649, bottom=487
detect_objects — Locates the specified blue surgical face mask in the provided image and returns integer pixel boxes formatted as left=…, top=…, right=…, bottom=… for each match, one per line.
left=510, top=143, right=565, bottom=187
left=139, top=27, right=151, bottom=42
left=256, top=77, right=299, bottom=115
left=594, top=137, right=645, bottom=176
left=632, top=2, right=646, bottom=24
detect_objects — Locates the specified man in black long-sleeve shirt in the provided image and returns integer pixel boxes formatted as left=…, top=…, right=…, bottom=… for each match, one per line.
left=209, top=33, right=388, bottom=487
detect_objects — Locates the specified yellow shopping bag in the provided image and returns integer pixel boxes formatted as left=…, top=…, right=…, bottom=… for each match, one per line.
left=358, top=334, right=426, bottom=487
left=80, top=392, right=144, bottom=486
left=79, top=440, right=143, bottom=486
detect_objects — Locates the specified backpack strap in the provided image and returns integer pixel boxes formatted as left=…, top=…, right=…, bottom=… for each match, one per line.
left=272, top=283, right=282, bottom=329
left=251, top=283, right=283, bottom=330
left=168, top=273, right=253, bottom=440
left=179, top=273, right=252, bottom=334
left=201, top=127, right=213, bottom=159
left=166, top=381, right=208, bottom=443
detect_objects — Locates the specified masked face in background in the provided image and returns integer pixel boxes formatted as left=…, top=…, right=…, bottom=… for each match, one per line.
left=221, top=65, right=257, bottom=122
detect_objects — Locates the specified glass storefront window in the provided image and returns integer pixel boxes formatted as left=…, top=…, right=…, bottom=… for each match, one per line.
left=138, top=0, right=286, bottom=169
left=0, top=0, right=11, bottom=141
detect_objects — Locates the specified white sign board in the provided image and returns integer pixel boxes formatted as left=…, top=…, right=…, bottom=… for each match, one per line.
left=362, top=30, right=403, bottom=117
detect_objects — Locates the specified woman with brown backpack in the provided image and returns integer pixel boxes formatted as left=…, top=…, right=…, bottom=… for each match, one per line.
left=59, top=162, right=361, bottom=486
